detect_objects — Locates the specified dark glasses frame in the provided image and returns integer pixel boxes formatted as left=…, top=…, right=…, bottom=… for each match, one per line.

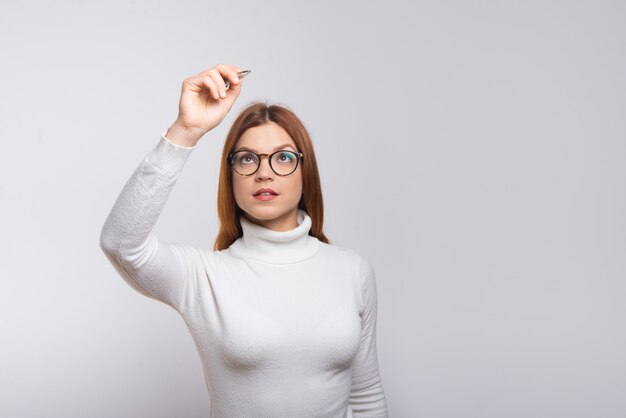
left=227, top=150, right=304, bottom=176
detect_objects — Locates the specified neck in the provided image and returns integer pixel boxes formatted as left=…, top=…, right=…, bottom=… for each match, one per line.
left=228, top=208, right=320, bottom=264
left=242, top=207, right=299, bottom=232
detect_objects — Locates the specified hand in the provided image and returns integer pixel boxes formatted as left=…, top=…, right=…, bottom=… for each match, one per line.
left=167, top=64, right=245, bottom=146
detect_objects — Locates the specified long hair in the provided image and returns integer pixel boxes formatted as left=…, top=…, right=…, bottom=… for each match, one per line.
left=213, top=101, right=330, bottom=251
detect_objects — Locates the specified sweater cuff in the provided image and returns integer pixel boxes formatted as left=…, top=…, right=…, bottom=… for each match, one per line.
left=143, top=131, right=196, bottom=174
left=161, top=130, right=198, bottom=150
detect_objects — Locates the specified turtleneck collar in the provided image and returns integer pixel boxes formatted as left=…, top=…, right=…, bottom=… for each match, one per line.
left=228, top=208, right=321, bottom=264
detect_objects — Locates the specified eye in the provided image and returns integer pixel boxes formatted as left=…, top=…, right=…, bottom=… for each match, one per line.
left=237, top=152, right=257, bottom=165
left=277, top=152, right=295, bottom=162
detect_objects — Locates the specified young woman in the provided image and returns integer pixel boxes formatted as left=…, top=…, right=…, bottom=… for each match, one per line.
left=99, top=63, right=388, bottom=417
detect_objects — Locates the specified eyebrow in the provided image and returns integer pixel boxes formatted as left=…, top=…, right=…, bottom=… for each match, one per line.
left=235, top=144, right=297, bottom=153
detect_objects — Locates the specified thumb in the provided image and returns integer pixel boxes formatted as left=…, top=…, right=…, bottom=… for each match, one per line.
left=224, top=78, right=243, bottom=104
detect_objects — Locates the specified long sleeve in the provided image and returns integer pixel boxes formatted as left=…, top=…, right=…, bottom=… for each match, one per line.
left=99, top=132, right=201, bottom=314
left=349, top=256, right=388, bottom=417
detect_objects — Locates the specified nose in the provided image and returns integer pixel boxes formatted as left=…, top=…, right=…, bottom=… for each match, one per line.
left=256, top=155, right=274, bottom=180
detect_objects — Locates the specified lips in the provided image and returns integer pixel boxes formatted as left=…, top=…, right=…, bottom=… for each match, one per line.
left=253, top=187, right=279, bottom=196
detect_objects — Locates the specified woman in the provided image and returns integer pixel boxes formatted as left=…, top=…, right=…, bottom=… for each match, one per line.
left=99, top=63, right=388, bottom=417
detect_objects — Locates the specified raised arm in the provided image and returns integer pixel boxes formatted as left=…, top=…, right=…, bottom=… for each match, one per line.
left=349, top=256, right=388, bottom=417
left=99, top=64, right=246, bottom=313
left=99, top=134, right=199, bottom=312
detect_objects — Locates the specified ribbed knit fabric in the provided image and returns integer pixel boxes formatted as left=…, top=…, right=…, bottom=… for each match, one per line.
left=99, top=133, right=388, bottom=418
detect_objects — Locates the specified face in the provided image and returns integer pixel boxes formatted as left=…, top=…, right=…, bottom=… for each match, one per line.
left=231, top=122, right=303, bottom=231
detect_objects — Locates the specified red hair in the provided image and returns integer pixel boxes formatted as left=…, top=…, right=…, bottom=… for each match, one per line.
left=213, top=101, right=330, bottom=251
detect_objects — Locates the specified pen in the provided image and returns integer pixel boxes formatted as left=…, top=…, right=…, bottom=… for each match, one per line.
left=225, top=70, right=251, bottom=91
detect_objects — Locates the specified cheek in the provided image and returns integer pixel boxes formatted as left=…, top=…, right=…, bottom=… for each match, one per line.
left=232, top=177, right=247, bottom=199
left=290, top=172, right=304, bottom=195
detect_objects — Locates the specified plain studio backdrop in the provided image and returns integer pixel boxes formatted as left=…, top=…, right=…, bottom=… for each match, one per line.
left=1, top=0, right=624, bottom=417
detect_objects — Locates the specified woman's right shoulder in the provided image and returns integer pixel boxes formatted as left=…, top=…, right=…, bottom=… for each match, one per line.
left=190, top=245, right=248, bottom=268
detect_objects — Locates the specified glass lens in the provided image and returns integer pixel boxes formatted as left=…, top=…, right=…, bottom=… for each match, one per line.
left=232, top=151, right=259, bottom=175
left=271, top=151, right=298, bottom=175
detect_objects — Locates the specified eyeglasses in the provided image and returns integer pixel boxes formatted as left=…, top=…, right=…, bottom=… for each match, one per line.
left=227, top=149, right=304, bottom=176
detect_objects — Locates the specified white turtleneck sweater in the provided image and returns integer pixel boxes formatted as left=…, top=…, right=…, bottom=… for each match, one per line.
left=99, top=133, right=388, bottom=418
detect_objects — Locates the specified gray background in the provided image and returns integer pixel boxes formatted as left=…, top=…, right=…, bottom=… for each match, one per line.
left=1, top=0, right=624, bottom=417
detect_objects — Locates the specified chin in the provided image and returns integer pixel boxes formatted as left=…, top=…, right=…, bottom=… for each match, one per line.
left=247, top=206, right=282, bottom=218
left=242, top=204, right=296, bottom=222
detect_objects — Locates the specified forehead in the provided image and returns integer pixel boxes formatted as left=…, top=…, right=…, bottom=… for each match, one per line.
left=235, top=122, right=296, bottom=151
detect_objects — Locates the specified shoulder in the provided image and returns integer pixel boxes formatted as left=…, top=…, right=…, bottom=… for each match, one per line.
left=166, top=244, right=239, bottom=272
left=316, top=240, right=367, bottom=266
left=316, top=241, right=376, bottom=288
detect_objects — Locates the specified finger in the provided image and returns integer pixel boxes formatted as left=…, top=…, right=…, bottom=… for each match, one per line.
left=217, top=63, right=243, bottom=77
left=183, top=76, right=211, bottom=96
left=198, top=64, right=240, bottom=78
left=208, top=70, right=228, bottom=99
left=229, top=78, right=243, bottom=94
left=225, top=69, right=240, bottom=87
left=217, top=64, right=243, bottom=88
left=214, top=65, right=237, bottom=91
left=228, top=72, right=245, bottom=91
left=199, top=75, right=220, bottom=100
left=223, top=82, right=242, bottom=108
